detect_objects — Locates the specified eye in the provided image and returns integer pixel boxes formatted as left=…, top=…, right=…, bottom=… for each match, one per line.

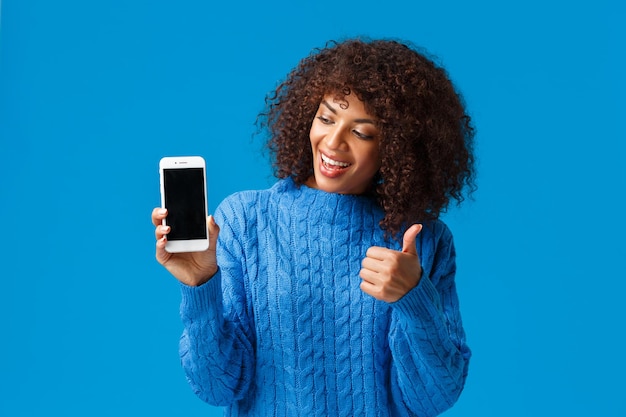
left=316, top=115, right=333, bottom=125
left=353, top=129, right=375, bottom=140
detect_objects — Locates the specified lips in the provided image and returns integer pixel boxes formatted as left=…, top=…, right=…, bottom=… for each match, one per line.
left=319, top=152, right=351, bottom=178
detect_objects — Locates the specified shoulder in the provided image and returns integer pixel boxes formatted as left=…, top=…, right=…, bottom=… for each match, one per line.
left=422, top=219, right=454, bottom=245
left=417, top=219, right=456, bottom=280
left=414, top=218, right=454, bottom=249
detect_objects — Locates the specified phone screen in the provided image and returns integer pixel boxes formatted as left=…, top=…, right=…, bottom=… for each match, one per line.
left=163, top=168, right=207, bottom=241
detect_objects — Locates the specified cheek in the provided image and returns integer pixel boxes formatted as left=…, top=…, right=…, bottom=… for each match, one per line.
left=309, top=123, right=319, bottom=144
left=308, top=125, right=321, bottom=147
left=363, top=145, right=381, bottom=170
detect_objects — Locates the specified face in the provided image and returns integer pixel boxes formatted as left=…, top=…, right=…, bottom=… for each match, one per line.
left=306, top=93, right=381, bottom=195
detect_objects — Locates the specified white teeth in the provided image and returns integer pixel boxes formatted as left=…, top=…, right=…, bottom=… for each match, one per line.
left=321, top=153, right=350, bottom=167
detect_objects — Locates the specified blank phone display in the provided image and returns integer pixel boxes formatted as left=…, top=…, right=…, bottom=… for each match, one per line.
left=163, top=168, right=207, bottom=241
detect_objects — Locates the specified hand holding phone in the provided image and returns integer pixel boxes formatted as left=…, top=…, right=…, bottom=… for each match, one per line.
left=159, top=156, right=209, bottom=253
left=155, top=156, right=218, bottom=286
left=152, top=208, right=219, bottom=286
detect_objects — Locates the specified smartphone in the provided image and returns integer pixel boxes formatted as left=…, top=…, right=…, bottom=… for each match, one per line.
left=159, top=156, right=209, bottom=253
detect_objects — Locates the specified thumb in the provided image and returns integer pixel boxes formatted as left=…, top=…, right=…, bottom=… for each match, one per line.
left=402, top=224, right=423, bottom=255
left=207, top=215, right=220, bottom=250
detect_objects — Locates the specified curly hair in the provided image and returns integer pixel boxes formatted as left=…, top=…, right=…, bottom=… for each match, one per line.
left=259, top=37, right=476, bottom=240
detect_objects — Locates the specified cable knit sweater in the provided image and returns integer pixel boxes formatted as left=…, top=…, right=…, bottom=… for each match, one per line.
left=179, top=178, right=470, bottom=417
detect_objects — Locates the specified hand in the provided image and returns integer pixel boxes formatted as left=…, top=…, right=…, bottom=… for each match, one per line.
left=152, top=208, right=220, bottom=286
left=359, top=224, right=423, bottom=303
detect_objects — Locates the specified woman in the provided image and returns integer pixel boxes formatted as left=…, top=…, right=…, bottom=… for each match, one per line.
left=152, top=37, right=476, bottom=416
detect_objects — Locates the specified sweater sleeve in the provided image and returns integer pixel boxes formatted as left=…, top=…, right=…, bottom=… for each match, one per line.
left=178, top=197, right=256, bottom=406
left=388, top=222, right=471, bottom=416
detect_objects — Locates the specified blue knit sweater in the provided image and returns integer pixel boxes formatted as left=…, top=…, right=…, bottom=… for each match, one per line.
left=179, top=178, right=470, bottom=416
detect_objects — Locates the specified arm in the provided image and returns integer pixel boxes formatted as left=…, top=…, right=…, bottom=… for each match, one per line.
left=388, top=223, right=471, bottom=416
left=178, top=200, right=256, bottom=406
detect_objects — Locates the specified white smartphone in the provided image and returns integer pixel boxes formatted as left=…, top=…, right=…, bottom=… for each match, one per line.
left=159, top=156, right=209, bottom=253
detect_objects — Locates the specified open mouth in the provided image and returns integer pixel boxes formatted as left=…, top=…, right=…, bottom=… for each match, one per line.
left=321, top=153, right=351, bottom=171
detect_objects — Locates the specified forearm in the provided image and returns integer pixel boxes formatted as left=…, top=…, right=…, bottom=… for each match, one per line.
left=389, top=275, right=471, bottom=416
left=179, top=271, right=254, bottom=406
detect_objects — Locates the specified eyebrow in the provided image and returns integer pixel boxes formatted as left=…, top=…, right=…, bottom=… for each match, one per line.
left=321, top=100, right=376, bottom=125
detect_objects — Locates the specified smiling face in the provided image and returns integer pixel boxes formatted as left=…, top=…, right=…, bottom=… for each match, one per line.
left=306, top=93, right=381, bottom=195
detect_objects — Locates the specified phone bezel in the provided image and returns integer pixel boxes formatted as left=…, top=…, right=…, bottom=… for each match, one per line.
left=159, top=156, right=209, bottom=253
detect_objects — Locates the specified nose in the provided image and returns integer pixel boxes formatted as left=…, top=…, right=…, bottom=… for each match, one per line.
left=324, top=125, right=348, bottom=151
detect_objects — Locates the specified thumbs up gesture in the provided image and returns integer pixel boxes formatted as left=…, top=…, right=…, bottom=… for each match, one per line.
left=359, top=224, right=423, bottom=303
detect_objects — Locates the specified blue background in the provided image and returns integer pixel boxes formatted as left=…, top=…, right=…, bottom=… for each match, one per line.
left=1, top=0, right=624, bottom=416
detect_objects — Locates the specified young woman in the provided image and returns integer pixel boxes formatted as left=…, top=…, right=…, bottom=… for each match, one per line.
left=152, top=37, right=476, bottom=416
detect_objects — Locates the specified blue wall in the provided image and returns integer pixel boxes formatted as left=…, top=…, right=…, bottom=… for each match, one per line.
left=1, top=0, right=624, bottom=416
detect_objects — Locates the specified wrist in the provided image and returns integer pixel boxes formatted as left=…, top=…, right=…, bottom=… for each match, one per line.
left=186, top=269, right=217, bottom=287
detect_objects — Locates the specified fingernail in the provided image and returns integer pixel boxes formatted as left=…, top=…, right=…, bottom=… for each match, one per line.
left=158, top=208, right=167, bottom=215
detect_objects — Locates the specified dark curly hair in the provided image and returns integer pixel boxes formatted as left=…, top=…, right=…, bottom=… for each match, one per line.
left=259, top=37, right=476, bottom=239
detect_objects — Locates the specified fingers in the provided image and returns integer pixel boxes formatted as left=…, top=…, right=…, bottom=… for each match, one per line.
left=360, top=250, right=394, bottom=291
left=359, top=280, right=379, bottom=299
left=359, top=268, right=404, bottom=303
left=155, top=233, right=170, bottom=264
left=153, top=207, right=170, bottom=264
left=359, top=260, right=385, bottom=299
left=360, top=255, right=382, bottom=275
left=359, top=265, right=380, bottom=286
left=152, top=208, right=170, bottom=243
left=207, top=215, right=220, bottom=250
left=155, top=224, right=169, bottom=240
left=152, top=207, right=167, bottom=227
left=401, top=224, right=423, bottom=255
